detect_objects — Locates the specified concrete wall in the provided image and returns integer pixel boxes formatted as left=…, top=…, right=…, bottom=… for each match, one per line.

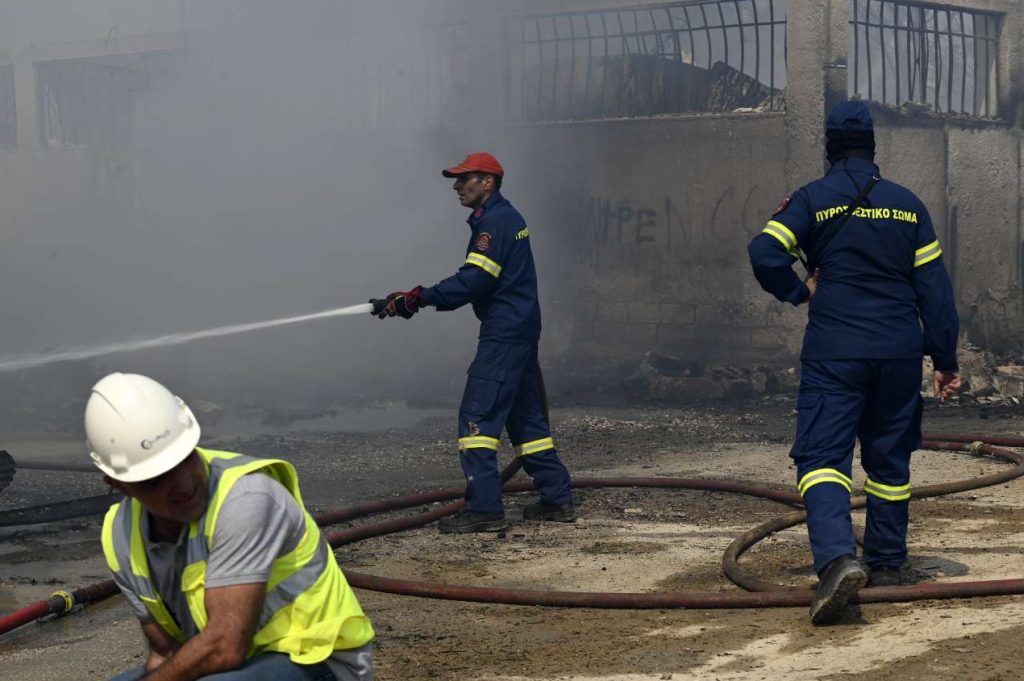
left=512, top=111, right=1024, bottom=367
left=947, top=128, right=1023, bottom=350
left=848, top=120, right=1023, bottom=354
left=508, top=113, right=798, bottom=364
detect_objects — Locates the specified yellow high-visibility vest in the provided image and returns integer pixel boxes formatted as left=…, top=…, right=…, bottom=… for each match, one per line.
left=101, top=448, right=374, bottom=662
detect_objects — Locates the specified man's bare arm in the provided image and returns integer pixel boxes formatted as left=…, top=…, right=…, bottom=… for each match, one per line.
left=142, top=582, right=264, bottom=681
left=140, top=621, right=181, bottom=672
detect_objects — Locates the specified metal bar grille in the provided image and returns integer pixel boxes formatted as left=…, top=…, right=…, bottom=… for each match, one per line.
left=37, top=51, right=180, bottom=152
left=850, top=0, right=1000, bottom=117
left=0, top=65, right=15, bottom=150
left=503, top=0, right=787, bottom=122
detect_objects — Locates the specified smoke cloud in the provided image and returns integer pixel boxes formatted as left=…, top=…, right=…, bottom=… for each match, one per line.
left=0, top=1, right=541, bottom=426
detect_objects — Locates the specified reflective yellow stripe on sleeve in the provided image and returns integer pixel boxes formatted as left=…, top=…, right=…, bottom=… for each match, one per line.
left=465, top=252, right=502, bottom=278
left=513, top=437, right=555, bottom=457
left=762, top=220, right=799, bottom=254
left=458, top=436, right=500, bottom=451
left=797, top=468, right=853, bottom=496
left=864, top=478, right=911, bottom=501
left=914, top=240, right=941, bottom=267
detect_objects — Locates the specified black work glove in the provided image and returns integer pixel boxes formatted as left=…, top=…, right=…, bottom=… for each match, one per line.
left=369, top=286, right=423, bottom=319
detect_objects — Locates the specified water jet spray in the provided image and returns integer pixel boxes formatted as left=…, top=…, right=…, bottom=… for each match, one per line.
left=0, top=303, right=373, bottom=373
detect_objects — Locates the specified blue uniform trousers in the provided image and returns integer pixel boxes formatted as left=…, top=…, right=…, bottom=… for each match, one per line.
left=457, top=340, right=573, bottom=513
left=792, top=359, right=922, bottom=574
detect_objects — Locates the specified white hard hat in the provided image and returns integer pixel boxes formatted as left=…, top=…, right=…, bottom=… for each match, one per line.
left=85, top=373, right=201, bottom=483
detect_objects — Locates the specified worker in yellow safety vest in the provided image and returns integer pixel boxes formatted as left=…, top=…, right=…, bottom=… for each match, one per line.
left=88, top=373, right=374, bottom=681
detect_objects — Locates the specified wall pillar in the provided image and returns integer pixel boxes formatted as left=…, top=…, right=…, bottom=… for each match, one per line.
left=824, top=0, right=851, bottom=112
left=996, top=2, right=1023, bottom=125
left=784, top=0, right=828, bottom=190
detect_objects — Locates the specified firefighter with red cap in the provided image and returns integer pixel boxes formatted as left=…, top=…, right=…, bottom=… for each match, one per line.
left=370, top=152, right=576, bottom=533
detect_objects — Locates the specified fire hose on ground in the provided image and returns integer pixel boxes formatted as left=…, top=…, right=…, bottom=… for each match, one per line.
left=2, top=432, right=1024, bottom=637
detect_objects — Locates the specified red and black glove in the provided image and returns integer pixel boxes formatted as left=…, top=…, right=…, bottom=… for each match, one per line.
left=370, top=286, right=423, bottom=319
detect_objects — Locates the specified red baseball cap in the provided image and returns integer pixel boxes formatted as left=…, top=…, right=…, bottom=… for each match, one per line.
left=442, top=152, right=505, bottom=178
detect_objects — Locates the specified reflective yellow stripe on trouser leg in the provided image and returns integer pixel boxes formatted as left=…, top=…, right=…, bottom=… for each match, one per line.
left=863, top=477, right=911, bottom=501
left=513, top=437, right=554, bottom=457
left=458, top=436, right=500, bottom=452
left=797, top=468, right=853, bottom=496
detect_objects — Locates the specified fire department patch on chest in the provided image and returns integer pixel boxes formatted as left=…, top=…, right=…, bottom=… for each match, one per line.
left=475, top=232, right=492, bottom=252
left=772, top=196, right=791, bottom=216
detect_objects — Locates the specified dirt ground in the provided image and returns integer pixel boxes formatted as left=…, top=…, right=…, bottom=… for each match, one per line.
left=3, top=398, right=1024, bottom=680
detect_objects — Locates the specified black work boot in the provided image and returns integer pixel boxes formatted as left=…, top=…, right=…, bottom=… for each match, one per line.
left=522, top=501, right=578, bottom=522
left=438, top=509, right=511, bottom=534
left=810, top=555, right=867, bottom=625
left=867, top=567, right=902, bottom=588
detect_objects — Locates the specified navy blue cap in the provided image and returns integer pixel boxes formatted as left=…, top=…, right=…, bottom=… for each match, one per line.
left=826, top=100, right=874, bottom=135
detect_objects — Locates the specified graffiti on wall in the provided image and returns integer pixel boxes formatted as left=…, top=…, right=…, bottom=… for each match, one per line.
left=546, top=184, right=771, bottom=267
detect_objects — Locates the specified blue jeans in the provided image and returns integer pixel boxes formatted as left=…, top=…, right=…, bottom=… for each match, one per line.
left=108, top=653, right=336, bottom=680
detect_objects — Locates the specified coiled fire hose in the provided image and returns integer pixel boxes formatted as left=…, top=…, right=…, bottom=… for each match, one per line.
left=2, top=433, right=1023, bottom=637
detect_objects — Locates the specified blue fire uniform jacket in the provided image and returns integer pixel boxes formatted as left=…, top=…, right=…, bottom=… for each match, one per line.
left=418, top=191, right=541, bottom=344
left=748, top=157, right=959, bottom=371
left=749, top=156, right=960, bottom=576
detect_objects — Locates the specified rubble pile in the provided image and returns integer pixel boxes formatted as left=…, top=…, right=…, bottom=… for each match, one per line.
left=931, top=345, right=1024, bottom=405
left=549, top=352, right=798, bottom=404
left=646, top=360, right=799, bottom=402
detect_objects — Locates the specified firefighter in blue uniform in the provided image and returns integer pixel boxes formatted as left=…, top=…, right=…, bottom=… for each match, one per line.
left=371, top=152, right=575, bottom=533
left=748, top=101, right=961, bottom=625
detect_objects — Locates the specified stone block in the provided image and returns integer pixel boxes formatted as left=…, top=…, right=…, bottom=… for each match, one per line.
left=660, top=304, right=696, bottom=325
left=654, top=324, right=698, bottom=354
left=696, top=305, right=729, bottom=326
left=628, top=303, right=662, bottom=325
left=695, top=325, right=752, bottom=349
left=994, top=366, right=1024, bottom=398
left=750, top=326, right=801, bottom=352
left=595, top=302, right=633, bottom=325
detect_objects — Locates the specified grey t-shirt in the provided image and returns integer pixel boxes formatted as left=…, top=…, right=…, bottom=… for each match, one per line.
left=112, top=471, right=373, bottom=681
